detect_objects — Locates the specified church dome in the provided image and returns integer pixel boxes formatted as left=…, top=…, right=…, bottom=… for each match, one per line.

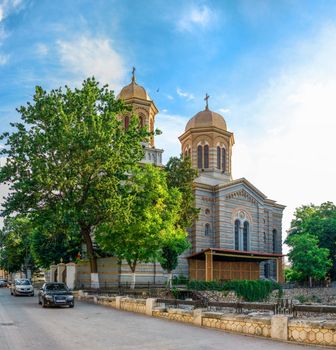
left=185, top=109, right=227, bottom=131
left=118, top=68, right=150, bottom=101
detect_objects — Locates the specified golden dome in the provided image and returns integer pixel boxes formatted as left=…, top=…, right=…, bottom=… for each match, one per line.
left=118, top=67, right=150, bottom=101
left=185, top=109, right=227, bottom=131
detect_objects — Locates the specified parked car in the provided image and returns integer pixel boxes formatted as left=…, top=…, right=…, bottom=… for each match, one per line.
left=10, top=278, right=34, bottom=296
left=38, top=282, right=74, bottom=308
left=0, top=279, right=8, bottom=288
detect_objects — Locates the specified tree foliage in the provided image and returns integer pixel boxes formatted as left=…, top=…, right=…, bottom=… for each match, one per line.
left=286, top=233, right=332, bottom=283
left=165, top=156, right=199, bottom=228
left=288, top=201, right=336, bottom=279
left=0, top=216, right=33, bottom=273
left=0, top=78, right=148, bottom=277
left=96, top=164, right=187, bottom=287
left=158, top=156, right=198, bottom=282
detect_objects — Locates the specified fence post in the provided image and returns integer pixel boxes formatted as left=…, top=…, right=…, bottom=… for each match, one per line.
left=115, top=296, right=122, bottom=310
left=146, top=298, right=157, bottom=316
left=193, top=309, right=203, bottom=326
left=271, top=315, right=289, bottom=341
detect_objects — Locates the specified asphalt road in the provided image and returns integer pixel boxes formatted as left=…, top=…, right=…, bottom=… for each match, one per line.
left=0, top=288, right=322, bottom=350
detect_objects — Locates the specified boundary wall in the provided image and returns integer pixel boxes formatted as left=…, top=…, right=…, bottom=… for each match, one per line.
left=78, top=292, right=336, bottom=347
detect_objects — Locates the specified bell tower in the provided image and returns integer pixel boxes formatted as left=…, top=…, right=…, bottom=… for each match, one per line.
left=117, top=67, right=163, bottom=165
left=179, top=94, right=234, bottom=183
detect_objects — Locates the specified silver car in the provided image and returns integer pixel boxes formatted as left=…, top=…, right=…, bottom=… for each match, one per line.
left=10, top=279, right=34, bottom=296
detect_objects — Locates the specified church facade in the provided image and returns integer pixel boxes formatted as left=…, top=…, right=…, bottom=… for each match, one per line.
left=118, top=71, right=285, bottom=282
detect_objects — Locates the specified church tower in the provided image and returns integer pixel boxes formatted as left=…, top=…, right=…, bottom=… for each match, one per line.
left=117, top=68, right=163, bottom=166
left=179, top=95, right=234, bottom=183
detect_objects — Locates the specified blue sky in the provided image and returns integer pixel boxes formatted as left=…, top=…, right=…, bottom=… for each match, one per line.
left=1, top=0, right=336, bottom=232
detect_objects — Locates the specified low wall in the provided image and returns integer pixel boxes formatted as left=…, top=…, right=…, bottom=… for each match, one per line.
left=78, top=292, right=336, bottom=347
left=289, top=319, right=336, bottom=346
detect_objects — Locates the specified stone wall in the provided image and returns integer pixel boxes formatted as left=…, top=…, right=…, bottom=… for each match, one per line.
left=289, top=319, right=336, bottom=346
left=202, top=312, right=271, bottom=337
left=283, top=287, right=336, bottom=304
left=78, top=292, right=336, bottom=347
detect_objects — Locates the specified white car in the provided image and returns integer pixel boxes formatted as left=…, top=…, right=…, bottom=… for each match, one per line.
left=10, top=279, right=34, bottom=296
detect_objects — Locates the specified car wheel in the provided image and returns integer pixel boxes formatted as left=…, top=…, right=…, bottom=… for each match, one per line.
left=69, top=304, right=74, bottom=308
left=38, top=296, right=41, bottom=305
left=31, top=293, right=34, bottom=297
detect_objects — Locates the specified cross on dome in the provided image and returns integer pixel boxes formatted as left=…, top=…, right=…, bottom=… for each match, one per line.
left=204, top=93, right=210, bottom=110
left=132, top=66, right=136, bottom=82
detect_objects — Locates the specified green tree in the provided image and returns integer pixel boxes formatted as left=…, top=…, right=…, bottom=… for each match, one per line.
left=158, top=238, right=190, bottom=287
left=286, top=233, right=332, bottom=286
left=289, top=202, right=336, bottom=279
left=96, top=164, right=186, bottom=288
left=0, top=216, right=33, bottom=274
left=165, top=156, right=199, bottom=228
left=158, top=156, right=198, bottom=286
left=30, top=219, right=81, bottom=269
left=0, top=78, right=148, bottom=286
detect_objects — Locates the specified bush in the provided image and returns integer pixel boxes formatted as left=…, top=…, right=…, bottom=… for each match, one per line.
left=172, top=275, right=189, bottom=285
left=187, top=279, right=283, bottom=302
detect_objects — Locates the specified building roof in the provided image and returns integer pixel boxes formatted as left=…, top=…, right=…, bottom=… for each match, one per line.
left=185, top=109, right=227, bottom=132
left=118, top=80, right=150, bottom=101
left=187, top=248, right=284, bottom=262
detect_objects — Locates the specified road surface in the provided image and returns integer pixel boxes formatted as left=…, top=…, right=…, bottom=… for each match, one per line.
left=0, top=288, right=320, bottom=350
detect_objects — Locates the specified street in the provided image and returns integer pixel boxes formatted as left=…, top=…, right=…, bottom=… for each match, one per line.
left=0, top=288, right=320, bottom=350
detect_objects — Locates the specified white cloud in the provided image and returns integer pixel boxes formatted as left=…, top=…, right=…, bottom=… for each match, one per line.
left=176, top=87, right=194, bottom=101
left=177, top=5, right=216, bottom=32
left=0, top=54, right=8, bottom=65
left=218, top=108, right=230, bottom=114
left=232, top=23, right=336, bottom=239
left=0, top=0, right=25, bottom=65
left=57, top=36, right=127, bottom=90
left=35, top=43, right=48, bottom=56
left=0, top=0, right=23, bottom=23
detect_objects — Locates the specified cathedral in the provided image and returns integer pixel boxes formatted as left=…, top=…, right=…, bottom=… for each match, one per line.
left=117, top=70, right=285, bottom=282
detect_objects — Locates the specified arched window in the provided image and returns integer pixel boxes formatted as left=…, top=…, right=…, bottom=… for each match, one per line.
left=184, top=150, right=188, bottom=158
left=124, top=115, right=130, bottom=130
left=204, top=145, right=209, bottom=168
left=188, top=148, right=191, bottom=157
left=139, top=115, right=145, bottom=128
left=205, top=223, right=211, bottom=236
left=234, top=220, right=240, bottom=250
left=272, top=229, right=277, bottom=253
left=222, top=147, right=226, bottom=173
left=243, top=221, right=249, bottom=251
left=197, top=145, right=203, bottom=169
left=216, top=146, right=221, bottom=169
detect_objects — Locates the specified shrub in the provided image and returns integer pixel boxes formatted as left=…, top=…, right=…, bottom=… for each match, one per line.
left=187, top=279, right=283, bottom=302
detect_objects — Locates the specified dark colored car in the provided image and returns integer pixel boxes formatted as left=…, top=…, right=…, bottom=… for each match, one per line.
left=0, top=279, right=8, bottom=288
left=38, top=282, right=74, bottom=308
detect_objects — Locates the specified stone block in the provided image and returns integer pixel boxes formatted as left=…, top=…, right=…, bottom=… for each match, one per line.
left=271, top=315, right=289, bottom=341
left=115, top=296, right=122, bottom=309
left=193, top=309, right=203, bottom=326
left=145, top=298, right=157, bottom=316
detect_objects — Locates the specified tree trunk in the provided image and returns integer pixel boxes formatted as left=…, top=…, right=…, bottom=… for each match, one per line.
left=167, top=271, right=173, bottom=289
left=81, top=225, right=99, bottom=288
left=131, top=271, right=136, bottom=290
left=309, top=276, right=312, bottom=288
left=128, top=262, right=137, bottom=290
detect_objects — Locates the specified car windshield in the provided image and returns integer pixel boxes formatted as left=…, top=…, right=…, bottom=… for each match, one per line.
left=16, top=280, right=30, bottom=285
left=45, top=283, right=67, bottom=291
